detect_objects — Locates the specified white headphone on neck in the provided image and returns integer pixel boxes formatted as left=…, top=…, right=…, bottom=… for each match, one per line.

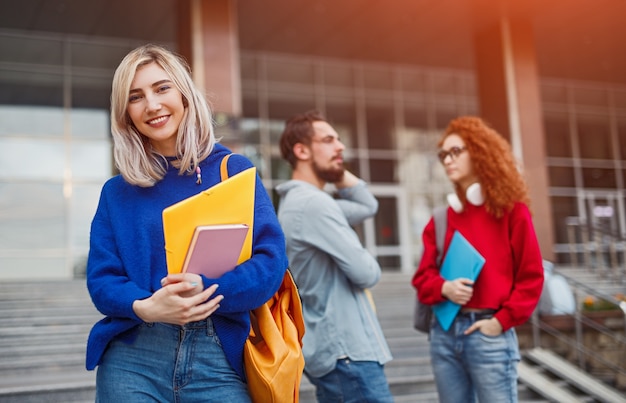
left=447, top=183, right=484, bottom=213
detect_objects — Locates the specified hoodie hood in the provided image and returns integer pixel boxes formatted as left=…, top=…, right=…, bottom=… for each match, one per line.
left=275, top=179, right=318, bottom=198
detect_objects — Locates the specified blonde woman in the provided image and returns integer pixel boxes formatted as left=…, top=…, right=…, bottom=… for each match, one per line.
left=85, top=44, right=287, bottom=401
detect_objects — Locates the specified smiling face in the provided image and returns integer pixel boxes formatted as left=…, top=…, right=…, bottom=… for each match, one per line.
left=126, top=62, right=185, bottom=156
left=440, top=133, right=478, bottom=191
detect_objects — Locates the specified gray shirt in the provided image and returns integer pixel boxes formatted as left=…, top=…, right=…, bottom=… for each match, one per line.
left=276, top=179, right=392, bottom=378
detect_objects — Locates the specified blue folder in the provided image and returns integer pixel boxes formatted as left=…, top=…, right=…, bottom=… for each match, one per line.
left=432, top=231, right=486, bottom=331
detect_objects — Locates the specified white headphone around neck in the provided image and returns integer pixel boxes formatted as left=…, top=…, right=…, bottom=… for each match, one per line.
left=446, top=183, right=484, bottom=213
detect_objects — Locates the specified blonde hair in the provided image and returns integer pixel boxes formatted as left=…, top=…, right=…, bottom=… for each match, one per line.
left=110, top=44, right=215, bottom=187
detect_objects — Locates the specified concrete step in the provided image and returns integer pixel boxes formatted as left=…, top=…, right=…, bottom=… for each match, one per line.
left=518, top=360, right=591, bottom=403
left=0, top=273, right=616, bottom=402
left=0, top=324, right=95, bottom=343
left=0, top=380, right=95, bottom=403
left=553, top=266, right=626, bottom=296
left=523, top=347, right=626, bottom=403
left=0, top=353, right=86, bottom=376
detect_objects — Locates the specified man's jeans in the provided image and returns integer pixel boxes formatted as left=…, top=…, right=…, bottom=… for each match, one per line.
left=430, top=314, right=520, bottom=403
left=96, top=319, right=251, bottom=402
left=305, top=358, right=394, bottom=403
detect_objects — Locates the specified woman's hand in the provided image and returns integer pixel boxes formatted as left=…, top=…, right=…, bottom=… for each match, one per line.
left=464, top=317, right=503, bottom=336
left=441, top=278, right=474, bottom=305
left=132, top=274, right=223, bottom=325
left=160, top=273, right=205, bottom=297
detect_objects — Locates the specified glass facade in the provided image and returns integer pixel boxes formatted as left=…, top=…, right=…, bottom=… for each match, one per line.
left=238, top=52, right=474, bottom=271
left=2, top=27, right=626, bottom=278
left=0, top=31, right=166, bottom=279
left=239, top=53, right=626, bottom=269
left=542, top=80, right=626, bottom=263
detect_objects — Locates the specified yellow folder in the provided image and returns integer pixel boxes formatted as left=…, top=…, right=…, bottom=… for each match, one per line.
left=162, top=167, right=256, bottom=274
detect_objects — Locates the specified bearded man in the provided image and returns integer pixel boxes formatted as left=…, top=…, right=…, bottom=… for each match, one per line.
left=276, top=110, right=393, bottom=403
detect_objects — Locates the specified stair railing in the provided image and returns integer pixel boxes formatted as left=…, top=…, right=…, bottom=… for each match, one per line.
left=565, top=216, right=625, bottom=284
left=530, top=269, right=626, bottom=390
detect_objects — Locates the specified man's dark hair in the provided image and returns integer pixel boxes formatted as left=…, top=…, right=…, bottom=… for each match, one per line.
left=279, top=110, right=327, bottom=168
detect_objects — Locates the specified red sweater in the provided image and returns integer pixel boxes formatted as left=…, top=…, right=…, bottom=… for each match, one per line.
left=412, top=202, right=544, bottom=332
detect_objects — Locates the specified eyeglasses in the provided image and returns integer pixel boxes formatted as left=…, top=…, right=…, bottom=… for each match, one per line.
left=437, top=146, right=467, bottom=163
left=311, top=135, right=342, bottom=145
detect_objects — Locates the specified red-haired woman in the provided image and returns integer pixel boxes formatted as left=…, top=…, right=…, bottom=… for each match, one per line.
left=412, top=116, right=544, bottom=403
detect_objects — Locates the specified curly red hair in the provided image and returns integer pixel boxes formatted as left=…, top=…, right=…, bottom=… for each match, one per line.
left=439, top=116, right=530, bottom=218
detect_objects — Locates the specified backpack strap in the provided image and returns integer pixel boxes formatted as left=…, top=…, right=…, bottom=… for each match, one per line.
left=220, top=154, right=232, bottom=181
left=432, top=206, right=448, bottom=266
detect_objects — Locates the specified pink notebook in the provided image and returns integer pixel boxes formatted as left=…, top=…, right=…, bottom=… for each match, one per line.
left=182, top=224, right=249, bottom=278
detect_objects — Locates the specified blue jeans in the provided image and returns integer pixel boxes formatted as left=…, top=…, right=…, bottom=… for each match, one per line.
left=305, top=358, right=394, bottom=403
left=96, top=319, right=251, bottom=402
left=430, top=314, right=520, bottom=403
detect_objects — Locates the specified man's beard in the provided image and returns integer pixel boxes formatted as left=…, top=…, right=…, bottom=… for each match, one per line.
left=313, top=159, right=345, bottom=183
